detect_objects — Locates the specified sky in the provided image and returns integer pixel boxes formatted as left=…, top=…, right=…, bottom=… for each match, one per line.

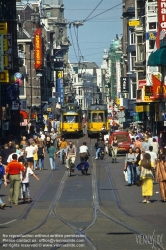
left=63, top=0, right=123, bottom=67
left=22, top=0, right=123, bottom=67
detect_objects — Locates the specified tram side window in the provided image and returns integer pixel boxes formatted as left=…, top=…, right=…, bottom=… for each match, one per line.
left=92, top=113, right=98, bottom=122
left=98, top=113, right=103, bottom=122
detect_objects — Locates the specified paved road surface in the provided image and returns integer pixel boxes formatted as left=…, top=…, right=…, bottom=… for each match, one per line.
left=0, top=135, right=165, bottom=250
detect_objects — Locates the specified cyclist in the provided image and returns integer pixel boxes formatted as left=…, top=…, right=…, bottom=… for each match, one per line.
left=66, top=141, right=77, bottom=170
left=59, top=137, right=68, bottom=162
left=95, top=137, right=105, bottom=159
left=79, top=142, right=90, bottom=162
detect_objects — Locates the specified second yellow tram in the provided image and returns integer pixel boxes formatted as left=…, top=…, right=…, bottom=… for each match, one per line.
left=87, top=104, right=109, bottom=137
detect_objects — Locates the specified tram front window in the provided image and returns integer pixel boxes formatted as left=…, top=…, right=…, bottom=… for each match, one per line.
left=64, top=115, right=78, bottom=123
left=92, top=113, right=104, bottom=122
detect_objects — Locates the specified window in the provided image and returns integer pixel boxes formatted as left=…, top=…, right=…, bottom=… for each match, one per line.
left=149, top=40, right=155, bottom=50
left=79, top=99, right=82, bottom=106
left=131, top=80, right=136, bottom=99
left=130, top=51, right=136, bottom=71
left=78, top=88, right=82, bottom=95
left=130, top=32, right=135, bottom=45
left=149, top=22, right=156, bottom=30
left=19, top=78, right=25, bottom=96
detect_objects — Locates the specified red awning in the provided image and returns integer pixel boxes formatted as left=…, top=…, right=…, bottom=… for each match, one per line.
left=20, top=110, right=28, bottom=119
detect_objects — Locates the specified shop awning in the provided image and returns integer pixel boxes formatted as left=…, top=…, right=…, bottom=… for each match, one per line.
left=20, top=110, right=28, bottom=119
left=147, top=52, right=156, bottom=66
left=154, top=47, right=166, bottom=65
left=148, top=47, right=166, bottom=66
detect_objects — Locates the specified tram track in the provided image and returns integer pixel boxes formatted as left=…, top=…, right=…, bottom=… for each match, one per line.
left=0, top=136, right=165, bottom=250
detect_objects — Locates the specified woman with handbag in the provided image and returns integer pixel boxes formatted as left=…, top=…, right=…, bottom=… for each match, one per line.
left=155, top=155, right=166, bottom=202
left=124, top=147, right=136, bottom=186
left=138, top=153, right=154, bottom=203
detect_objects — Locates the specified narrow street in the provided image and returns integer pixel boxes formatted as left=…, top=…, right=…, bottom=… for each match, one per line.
left=0, top=135, right=165, bottom=250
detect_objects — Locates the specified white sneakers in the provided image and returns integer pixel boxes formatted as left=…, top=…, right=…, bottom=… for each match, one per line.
left=95, top=157, right=98, bottom=160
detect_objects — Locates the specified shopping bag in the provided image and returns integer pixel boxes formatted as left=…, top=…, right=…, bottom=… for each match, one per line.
left=123, top=170, right=128, bottom=182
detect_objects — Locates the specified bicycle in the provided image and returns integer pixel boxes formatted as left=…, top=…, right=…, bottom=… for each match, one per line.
left=68, top=157, right=75, bottom=177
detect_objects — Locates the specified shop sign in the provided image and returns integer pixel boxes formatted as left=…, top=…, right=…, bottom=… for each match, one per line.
left=0, top=23, right=7, bottom=35
left=120, top=77, right=129, bottom=93
left=164, top=121, right=166, bottom=126
left=12, top=101, right=19, bottom=110
left=47, top=108, right=52, bottom=111
left=148, top=32, right=156, bottom=40
left=136, top=106, right=144, bottom=113
left=116, top=98, right=120, bottom=105
left=145, top=86, right=153, bottom=97
left=138, top=79, right=146, bottom=89
left=152, top=75, right=166, bottom=99
left=158, top=0, right=166, bottom=34
left=128, top=19, right=140, bottom=26
left=34, top=28, right=42, bottom=70
left=4, top=33, right=13, bottom=70
left=57, top=70, right=63, bottom=79
left=143, top=86, right=153, bottom=102
left=0, top=34, right=4, bottom=72
left=0, top=70, right=9, bottom=83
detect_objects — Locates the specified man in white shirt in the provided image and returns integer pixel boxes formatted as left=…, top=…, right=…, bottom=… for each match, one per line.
left=79, top=142, right=90, bottom=162
left=145, top=146, right=157, bottom=168
left=7, top=152, right=19, bottom=163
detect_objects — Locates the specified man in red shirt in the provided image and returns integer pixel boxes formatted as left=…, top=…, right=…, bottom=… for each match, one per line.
left=6, top=154, right=25, bottom=205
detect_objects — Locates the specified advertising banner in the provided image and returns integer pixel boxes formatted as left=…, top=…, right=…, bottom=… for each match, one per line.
left=138, top=79, right=146, bottom=89
left=152, top=75, right=166, bottom=99
left=34, top=28, right=42, bottom=69
left=0, top=34, right=4, bottom=72
left=7, top=82, right=19, bottom=102
left=120, top=77, right=129, bottom=93
left=157, top=0, right=166, bottom=49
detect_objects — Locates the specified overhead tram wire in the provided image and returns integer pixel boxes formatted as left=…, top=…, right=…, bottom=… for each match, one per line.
left=69, top=25, right=78, bottom=62
left=73, top=25, right=84, bottom=62
left=83, top=0, right=129, bottom=23
left=83, top=0, right=104, bottom=22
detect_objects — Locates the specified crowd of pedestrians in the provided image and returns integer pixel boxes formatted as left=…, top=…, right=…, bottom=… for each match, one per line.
left=124, top=128, right=166, bottom=204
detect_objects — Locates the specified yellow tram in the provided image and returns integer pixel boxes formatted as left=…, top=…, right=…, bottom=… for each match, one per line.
left=60, top=103, right=83, bottom=136
left=87, top=104, right=109, bottom=137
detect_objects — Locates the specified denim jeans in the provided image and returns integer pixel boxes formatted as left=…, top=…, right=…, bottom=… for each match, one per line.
left=38, top=158, right=44, bottom=170
left=60, top=148, right=66, bottom=161
left=49, top=158, right=56, bottom=170
left=96, top=148, right=101, bottom=158
left=127, top=164, right=135, bottom=185
left=34, top=160, right=38, bottom=169
left=21, top=183, right=30, bottom=198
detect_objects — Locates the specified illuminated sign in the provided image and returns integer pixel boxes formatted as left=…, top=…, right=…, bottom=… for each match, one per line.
left=152, top=75, right=166, bottom=99
left=120, top=77, right=129, bottom=93
left=57, top=71, right=63, bottom=79
left=145, top=86, right=153, bottom=97
left=0, top=70, right=9, bottom=83
left=143, top=86, right=153, bottom=102
left=4, top=33, right=13, bottom=70
left=128, top=19, right=140, bottom=26
left=34, top=28, right=42, bottom=70
left=0, top=34, right=4, bottom=72
left=0, top=23, right=7, bottom=35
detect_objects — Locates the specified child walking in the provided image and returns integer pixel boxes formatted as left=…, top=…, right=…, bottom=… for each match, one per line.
left=21, top=162, right=40, bottom=203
